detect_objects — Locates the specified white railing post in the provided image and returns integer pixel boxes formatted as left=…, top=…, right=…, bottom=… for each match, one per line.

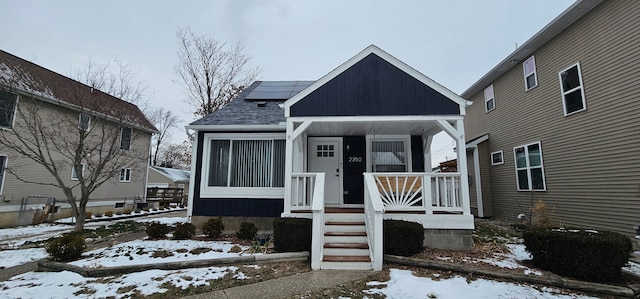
left=363, top=173, right=385, bottom=271
left=310, top=173, right=325, bottom=270
left=423, top=173, right=433, bottom=215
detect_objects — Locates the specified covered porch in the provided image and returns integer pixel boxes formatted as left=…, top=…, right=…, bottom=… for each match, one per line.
left=281, top=116, right=474, bottom=270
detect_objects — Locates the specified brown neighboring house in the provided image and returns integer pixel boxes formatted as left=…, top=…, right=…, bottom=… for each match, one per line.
left=0, top=50, right=157, bottom=227
left=462, top=0, right=640, bottom=236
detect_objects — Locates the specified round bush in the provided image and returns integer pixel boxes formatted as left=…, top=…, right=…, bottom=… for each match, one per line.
left=173, top=222, right=196, bottom=240
left=202, top=218, right=225, bottom=239
left=273, top=218, right=311, bottom=252
left=384, top=220, right=424, bottom=256
left=145, top=222, right=171, bottom=240
left=523, top=227, right=632, bottom=282
left=46, top=232, right=86, bottom=262
left=237, top=222, right=258, bottom=240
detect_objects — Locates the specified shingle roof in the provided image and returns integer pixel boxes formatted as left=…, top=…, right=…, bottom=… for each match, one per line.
left=0, top=50, right=157, bottom=133
left=150, top=166, right=190, bottom=182
left=190, top=80, right=314, bottom=126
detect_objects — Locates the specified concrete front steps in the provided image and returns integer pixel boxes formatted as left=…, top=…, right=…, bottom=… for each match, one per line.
left=322, top=212, right=372, bottom=270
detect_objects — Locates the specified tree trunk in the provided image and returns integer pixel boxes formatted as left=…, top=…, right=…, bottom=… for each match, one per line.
left=74, top=205, right=86, bottom=232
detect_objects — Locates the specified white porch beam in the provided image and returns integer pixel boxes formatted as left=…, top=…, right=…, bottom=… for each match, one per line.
left=283, top=120, right=295, bottom=215
left=454, top=119, right=472, bottom=216
left=436, top=120, right=458, bottom=139
left=422, top=135, right=433, bottom=172
left=292, top=120, right=312, bottom=141
left=472, top=147, right=484, bottom=217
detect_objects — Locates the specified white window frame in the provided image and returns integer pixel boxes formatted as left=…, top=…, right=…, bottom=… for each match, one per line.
left=200, top=133, right=286, bottom=198
left=559, top=62, right=587, bottom=116
left=484, top=85, right=495, bottom=113
left=119, top=168, right=131, bottom=182
left=513, top=141, right=546, bottom=191
left=365, top=135, right=412, bottom=173
left=120, top=127, right=132, bottom=150
left=523, top=56, right=538, bottom=91
left=0, top=155, right=7, bottom=195
left=71, top=163, right=85, bottom=181
left=78, top=113, right=91, bottom=131
left=490, top=150, right=504, bottom=166
left=0, top=90, right=18, bottom=130
left=177, top=183, right=185, bottom=189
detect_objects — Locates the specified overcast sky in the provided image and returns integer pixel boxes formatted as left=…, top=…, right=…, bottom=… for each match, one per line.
left=1, top=0, right=574, bottom=164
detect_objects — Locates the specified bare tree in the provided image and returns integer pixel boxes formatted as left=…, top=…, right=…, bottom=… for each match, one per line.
left=148, top=107, right=180, bottom=166
left=0, top=59, right=154, bottom=231
left=174, top=27, right=260, bottom=118
left=158, top=140, right=192, bottom=170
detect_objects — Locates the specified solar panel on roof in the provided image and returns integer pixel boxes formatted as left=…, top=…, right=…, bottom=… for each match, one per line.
left=245, top=81, right=314, bottom=100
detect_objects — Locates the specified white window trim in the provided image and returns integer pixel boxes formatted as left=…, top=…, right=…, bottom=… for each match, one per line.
left=0, top=91, right=18, bottom=130
left=513, top=141, right=546, bottom=191
left=120, top=127, right=132, bottom=150
left=484, top=85, right=495, bottom=113
left=0, top=155, right=7, bottom=195
left=490, top=150, right=504, bottom=166
left=71, top=163, right=85, bottom=181
left=177, top=183, right=185, bottom=189
left=78, top=113, right=91, bottom=131
left=523, top=56, right=538, bottom=91
left=559, top=62, right=587, bottom=116
left=119, top=168, right=132, bottom=182
left=200, top=132, right=285, bottom=199
left=365, top=135, right=412, bottom=173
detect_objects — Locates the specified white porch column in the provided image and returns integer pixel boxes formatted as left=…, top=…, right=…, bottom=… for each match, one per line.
left=454, top=119, right=472, bottom=216
left=422, top=134, right=433, bottom=172
left=283, top=120, right=294, bottom=215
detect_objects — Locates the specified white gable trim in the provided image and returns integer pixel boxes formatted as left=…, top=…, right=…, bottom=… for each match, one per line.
left=283, top=45, right=471, bottom=118
left=466, top=134, right=489, bottom=149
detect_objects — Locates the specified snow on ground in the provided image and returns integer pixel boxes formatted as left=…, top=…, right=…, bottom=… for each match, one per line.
left=70, top=239, right=250, bottom=268
left=0, top=248, right=48, bottom=268
left=54, top=207, right=187, bottom=225
left=364, top=269, right=598, bottom=299
left=135, top=216, right=187, bottom=226
left=478, top=244, right=542, bottom=276
left=0, top=267, right=242, bottom=299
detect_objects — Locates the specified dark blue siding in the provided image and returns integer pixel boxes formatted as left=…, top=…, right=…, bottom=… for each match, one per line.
left=290, top=54, right=459, bottom=117
left=194, top=198, right=283, bottom=217
left=192, top=130, right=285, bottom=217
left=411, top=135, right=425, bottom=172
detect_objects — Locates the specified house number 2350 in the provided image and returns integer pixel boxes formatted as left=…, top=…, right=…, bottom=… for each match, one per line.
left=349, top=156, right=363, bottom=163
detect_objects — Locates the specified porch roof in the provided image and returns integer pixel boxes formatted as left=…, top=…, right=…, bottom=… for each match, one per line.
left=291, top=116, right=458, bottom=136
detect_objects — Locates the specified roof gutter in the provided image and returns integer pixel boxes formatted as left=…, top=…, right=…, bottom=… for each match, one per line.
left=185, top=124, right=286, bottom=132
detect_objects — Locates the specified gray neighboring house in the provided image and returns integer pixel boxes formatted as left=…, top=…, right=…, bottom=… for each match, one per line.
left=463, top=0, right=640, bottom=236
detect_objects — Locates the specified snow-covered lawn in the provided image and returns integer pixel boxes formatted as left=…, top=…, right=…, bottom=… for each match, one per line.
left=1, top=217, right=637, bottom=299
left=365, top=269, right=598, bottom=299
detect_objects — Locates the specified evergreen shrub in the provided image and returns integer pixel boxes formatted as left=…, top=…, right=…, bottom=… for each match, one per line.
left=384, top=220, right=424, bottom=256
left=273, top=218, right=312, bottom=252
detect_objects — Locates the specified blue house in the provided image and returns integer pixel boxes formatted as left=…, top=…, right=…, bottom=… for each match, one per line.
left=187, top=45, right=474, bottom=270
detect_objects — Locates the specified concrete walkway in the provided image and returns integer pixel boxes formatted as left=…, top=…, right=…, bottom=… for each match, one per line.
left=181, top=270, right=374, bottom=299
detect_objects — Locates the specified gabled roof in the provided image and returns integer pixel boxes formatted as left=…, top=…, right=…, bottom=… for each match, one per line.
left=150, top=165, right=190, bottom=182
left=189, top=80, right=313, bottom=127
left=284, top=45, right=471, bottom=117
left=0, top=50, right=157, bottom=133
left=461, top=0, right=603, bottom=99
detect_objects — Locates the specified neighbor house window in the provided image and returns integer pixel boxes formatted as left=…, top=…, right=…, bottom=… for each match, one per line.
left=119, top=168, right=131, bottom=182
left=0, top=90, right=18, bottom=129
left=514, top=142, right=546, bottom=191
left=559, top=63, right=586, bottom=115
left=78, top=113, right=91, bottom=130
left=491, top=151, right=504, bottom=165
left=120, top=127, right=132, bottom=150
left=71, top=163, right=85, bottom=180
left=207, top=138, right=285, bottom=188
left=523, top=56, right=538, bottom=90
left=484, top=85, right=495, bottom=112
left=0, top=155, right=7, bottom=194
left=370, top=138, right=409, bottom=172
left=177, top=183, right=185, bottom=189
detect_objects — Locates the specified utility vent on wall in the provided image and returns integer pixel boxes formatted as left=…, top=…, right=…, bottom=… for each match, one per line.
left=257, top=102, right=267, bottom=107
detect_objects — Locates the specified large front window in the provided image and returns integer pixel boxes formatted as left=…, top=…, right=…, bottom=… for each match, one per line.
left=0, top=90, right=17, bottom=129
left=207, top=138, right=285, bottom=188
left=514, top=142, right=546, bottom=191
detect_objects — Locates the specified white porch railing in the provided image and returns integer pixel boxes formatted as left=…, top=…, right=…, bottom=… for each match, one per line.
left=289, top=173, right=318, bottom=211
left=368, top=172, right=464, bottom=214
left=307, top=173, right=325, bottom=270
left=363, top=174, right=384, bottom=271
